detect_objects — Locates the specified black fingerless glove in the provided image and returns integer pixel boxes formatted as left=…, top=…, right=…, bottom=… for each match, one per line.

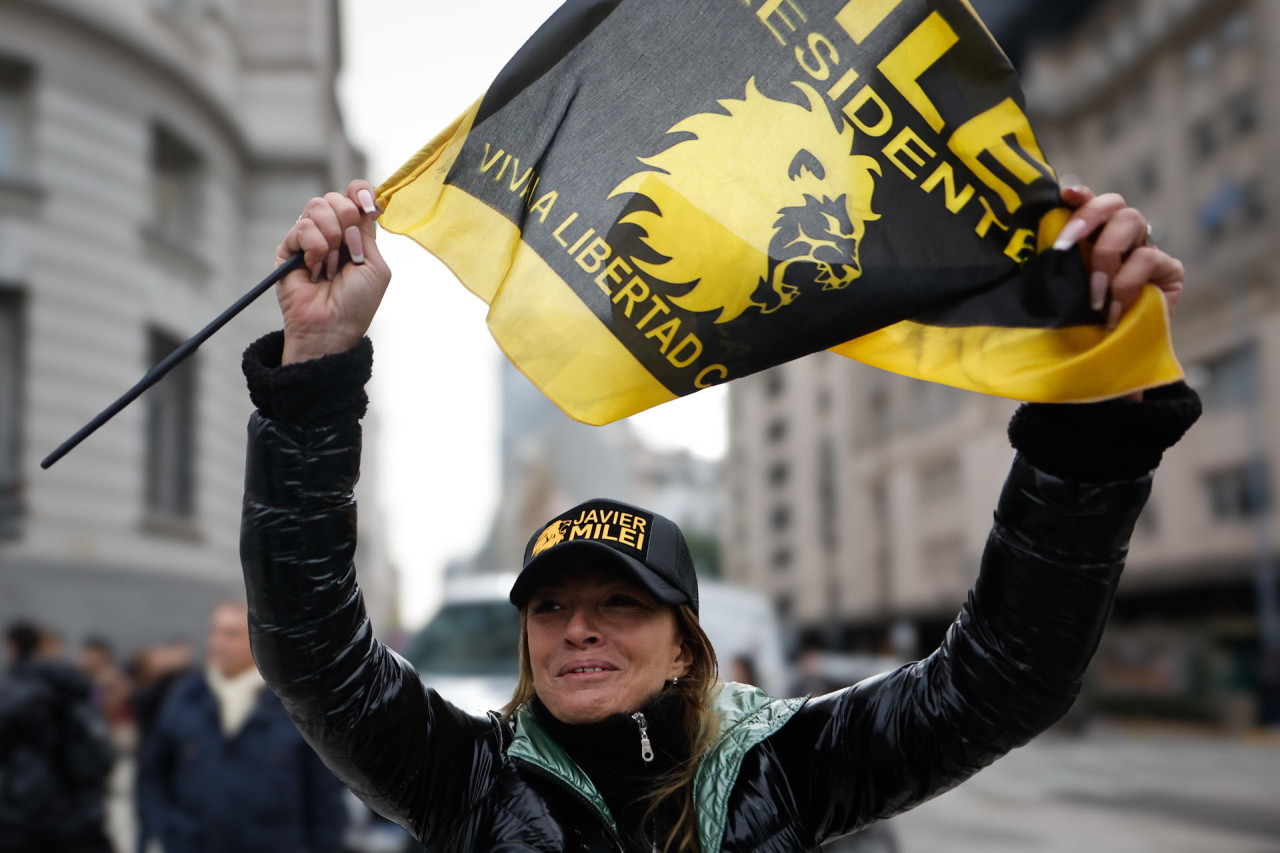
left=241, top=331, right=372, bottom=426
left=1008, top=381, right=1202, bottom=483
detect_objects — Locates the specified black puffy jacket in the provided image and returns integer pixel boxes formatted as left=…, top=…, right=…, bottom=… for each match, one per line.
left=0, top=660, right=113, bottom=851
left=239, top=334, right=1199, bottom=853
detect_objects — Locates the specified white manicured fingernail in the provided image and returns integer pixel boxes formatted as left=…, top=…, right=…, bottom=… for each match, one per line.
left=1054, top=219, right=1089, bottom=251
left=357, top=189, right=376, bottom=214
left=1090, top=272, right=1109, bottom=312
left=1106, top=300, right=1123, bottom=331
left=345, top=226, right=365, bottom=264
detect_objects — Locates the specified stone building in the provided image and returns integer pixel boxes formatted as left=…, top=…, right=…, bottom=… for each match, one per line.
left=0, top=0, right=395, bottom=652
left=721, top=0, right=1278, bottom=722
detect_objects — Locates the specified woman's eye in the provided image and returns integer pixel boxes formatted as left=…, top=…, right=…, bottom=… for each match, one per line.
left=531, top=601, right=562, bottom=614
left=607, top=595, right=643, bottom=607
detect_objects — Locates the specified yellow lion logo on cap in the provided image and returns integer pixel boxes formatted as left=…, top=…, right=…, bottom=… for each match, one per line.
left=611, top=78, right=881, bottom=323
left=531, top=520, right=568, bottom=557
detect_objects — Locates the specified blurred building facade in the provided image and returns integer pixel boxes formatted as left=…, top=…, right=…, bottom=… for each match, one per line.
left=460, top=362, right=721, bottom=577
left=722, top=0, right=1279, bottom=723
left=0, top=0, right=396, bottom=653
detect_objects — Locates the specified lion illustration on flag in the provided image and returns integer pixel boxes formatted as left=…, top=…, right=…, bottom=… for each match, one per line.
left=611, top=79, right=881, bottom=323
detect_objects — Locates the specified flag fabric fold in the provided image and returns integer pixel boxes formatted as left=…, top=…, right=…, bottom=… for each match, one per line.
left=375, top=0, right=1182, bottom=426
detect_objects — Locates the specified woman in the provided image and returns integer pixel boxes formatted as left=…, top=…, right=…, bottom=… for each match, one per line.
left=239, top=180, right=1200, bottom=852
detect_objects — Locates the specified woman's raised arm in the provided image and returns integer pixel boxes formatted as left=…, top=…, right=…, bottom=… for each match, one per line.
left=239, top=184, right=504, bottom=844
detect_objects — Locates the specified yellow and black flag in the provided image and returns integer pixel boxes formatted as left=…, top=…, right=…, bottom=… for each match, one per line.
left=375, top=0, right=1182, bottom=425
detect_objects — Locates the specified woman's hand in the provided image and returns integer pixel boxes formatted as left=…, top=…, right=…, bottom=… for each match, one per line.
left=1053, top=186, right=1184, bottom=330
left=273, top=179, right=392, bottom=365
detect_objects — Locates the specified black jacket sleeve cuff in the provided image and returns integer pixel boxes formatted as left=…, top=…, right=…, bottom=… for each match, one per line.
left=1008, top=381, right=1202, bottom=483
left=241, top=331, right=372, bottom=426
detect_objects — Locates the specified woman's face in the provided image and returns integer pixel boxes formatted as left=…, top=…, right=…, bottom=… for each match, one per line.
left=525, top=568, right=691, bottom=724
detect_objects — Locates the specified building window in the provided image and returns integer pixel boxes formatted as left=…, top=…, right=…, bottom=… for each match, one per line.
left=1099, top=98, right=1123, bottom=142
left=922, top=534, right=967, bottom=585
left=1198, top=343, right=1259, bottom=410
left=1206, top=461, right=1271, bottom=521
left=0, top=57, right=33, bottom=180
left=154, top=0, right=196, bottom=16
left=918, top=455, right=960, bottom=505
left=150, top=125, right=204, bottom=244
left=771, top=547, right=793, bottom=572
left=1222, top=10, right=1250, bottom=46
left=1184, top=38, right=1215, bottom=75
left=870, top=478, right=891, bottom=593
left=1190, top=118, right=1216, bottom=160
left=1229, top=91, right=1258, bottom=137
left=1240, top=184, right=1266, bottom=226
left=865, top=377, right=890, bottom=441
left=817, top=388, right=831, bottom=414
left=817, top=439, right=837, bottom=552
left=1199, top=180, right=1264, bottom=239
left=768, top=461, right=789, bottom=487
left=764, top=369, right=784, bottom=397
left=0, top=288, right=23, bottom=539
left=144, top=328, right=197, bottom=522
left=770, top=504, right=791, bottom=532
left=1137, top=158, right=1160, bottom=197
left=766, top=418, right=787, bottom=443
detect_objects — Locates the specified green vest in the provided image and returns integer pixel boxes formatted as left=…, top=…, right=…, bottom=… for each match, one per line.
left=507, top=683, right=807, bottom=852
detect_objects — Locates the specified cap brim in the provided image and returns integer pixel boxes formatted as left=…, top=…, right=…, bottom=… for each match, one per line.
left=509, top=540, right=688, bottom=610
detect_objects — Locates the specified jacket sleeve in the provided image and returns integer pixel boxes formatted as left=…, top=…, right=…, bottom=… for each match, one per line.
left=238, top=333, right=505, bottom=846
left=771, top=385, right=1201, bottom=843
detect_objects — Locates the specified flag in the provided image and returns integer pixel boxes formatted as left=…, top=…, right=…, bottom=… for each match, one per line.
left=374, top=0, right=1182, bottom=426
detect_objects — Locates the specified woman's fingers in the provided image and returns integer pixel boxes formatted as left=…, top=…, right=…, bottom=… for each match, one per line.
left=1059, top=184, right=1095, bottom=210
left=347, top=179, right=379, bottom=217
left=286, top=191, right=368, bottom=281
left=1052, top=186, right=1182, bottom=324
left=344, top=179, right=388, bottom=274
left=1052, top=191, right=1127, bottom=251
left=1088, top=205, right=1149, bottom=312
left=1109, top=247, right=1184, bottom=326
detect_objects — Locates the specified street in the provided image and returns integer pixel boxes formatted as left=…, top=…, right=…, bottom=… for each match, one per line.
left=887, top=723, right=1280, bottom=852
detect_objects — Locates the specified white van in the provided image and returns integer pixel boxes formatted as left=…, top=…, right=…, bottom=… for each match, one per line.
left=403, top=573, right=790, bottom=714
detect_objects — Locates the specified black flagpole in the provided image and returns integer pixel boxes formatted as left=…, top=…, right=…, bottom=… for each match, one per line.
left=41, top=250, right=306, bottom=470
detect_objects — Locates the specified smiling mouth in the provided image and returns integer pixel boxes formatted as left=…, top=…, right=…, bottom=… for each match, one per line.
left=559, top=662, right=619, bottom=676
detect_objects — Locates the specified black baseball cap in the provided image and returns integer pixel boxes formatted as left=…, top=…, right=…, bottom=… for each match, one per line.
left=509, top=498, right=699, bottom=615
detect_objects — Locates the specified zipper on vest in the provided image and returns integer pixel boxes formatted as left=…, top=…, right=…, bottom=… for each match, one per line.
left=631, top=712, right=655, bottom=763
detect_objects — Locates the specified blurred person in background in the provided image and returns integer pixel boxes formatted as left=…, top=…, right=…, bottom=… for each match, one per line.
left=0, top=621, right=116, bottom=853
left=129, top=638, right=194, bottom=852
left=129, top=639, right=194, bottom=744
left=38, top=628, right=67, bottom=662
left=78, top=636, right=134, bottom=735
left=727, top=655, right=760, bottom=688
left=230, top=180, right=1200, bottom=852
left=136, top=601, right=347, bottom=853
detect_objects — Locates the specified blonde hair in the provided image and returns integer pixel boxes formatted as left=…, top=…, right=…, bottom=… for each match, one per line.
left=500, top=604, right=720, bottom=853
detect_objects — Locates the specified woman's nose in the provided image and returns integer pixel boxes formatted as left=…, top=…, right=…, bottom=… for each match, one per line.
left=565, top=608, right=600, bottom=646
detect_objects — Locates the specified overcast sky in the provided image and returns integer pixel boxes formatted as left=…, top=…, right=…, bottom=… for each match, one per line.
left=337, top=1, right=728, bottom=626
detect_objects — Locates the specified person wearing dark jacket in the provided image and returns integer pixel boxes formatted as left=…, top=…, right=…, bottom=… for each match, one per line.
left=238, top=180, right=1197, bottom=852
left=0, top=622, right=115, bottom=853
left=136, top=601, right=348, bottom=853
